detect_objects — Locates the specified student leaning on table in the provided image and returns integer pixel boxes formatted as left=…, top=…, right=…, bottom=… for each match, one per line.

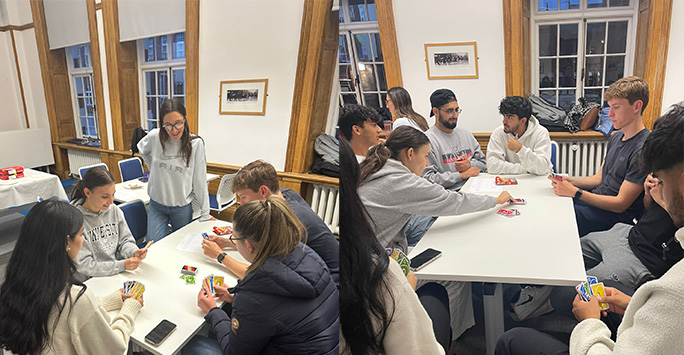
left=137, top=98, right=214, bottom=243
left=0, top=199, right=143, bottom=355
left=182, top=196, right=339, bottom=354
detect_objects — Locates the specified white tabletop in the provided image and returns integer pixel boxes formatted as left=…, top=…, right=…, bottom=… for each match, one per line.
left=115, top=174, right=220, bottom=205
left=410, top=174, right=586, bottom=286
left=0, top=168, right=68, bottom=209
left=85, top=220, right=242, bottom=355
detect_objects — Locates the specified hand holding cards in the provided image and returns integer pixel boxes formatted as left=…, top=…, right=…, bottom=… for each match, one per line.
left=123, top=280, right=145, bottom=298
left=576, top=276, right=609, bottom=310
left=202, top=274, right=225, bottom=294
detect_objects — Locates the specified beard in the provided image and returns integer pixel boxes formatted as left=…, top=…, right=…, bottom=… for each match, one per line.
left=438, top=114, right=457, bottom=130
left=669, top=190, right=684, bottom=228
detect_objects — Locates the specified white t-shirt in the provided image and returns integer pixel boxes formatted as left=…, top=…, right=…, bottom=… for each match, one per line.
left=392, top=117, right=423, bottom=131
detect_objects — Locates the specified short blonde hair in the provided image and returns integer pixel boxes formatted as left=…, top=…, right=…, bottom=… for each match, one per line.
left=231, top=160, right=279, bottom=193
left=604, top=76, right=649, bottom=114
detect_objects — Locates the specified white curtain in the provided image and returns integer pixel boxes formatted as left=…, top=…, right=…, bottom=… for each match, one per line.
left=118, top=0, right=185, bottom=42
left=43, top=0, right=89, bottom=49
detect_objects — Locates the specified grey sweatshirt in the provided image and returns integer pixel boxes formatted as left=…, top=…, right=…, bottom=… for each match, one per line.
left=486, top=116, right=552, bottom=175
left=423, top=126, right=487, bottom=191
left=72, top=198, right=138, bottom=279
left=359, top=159, right=497, bottom=253
left=137, top=129, right=211, bottom=220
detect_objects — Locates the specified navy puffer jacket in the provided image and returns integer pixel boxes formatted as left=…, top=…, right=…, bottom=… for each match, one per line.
left=205, top=243, right=339, bottom=354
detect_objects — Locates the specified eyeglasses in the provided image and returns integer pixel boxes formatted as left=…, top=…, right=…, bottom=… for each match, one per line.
left=229, top=234, right=246, bottom=243
left=163, top=120, right=185, bottom=131
left=440, top=107, right=462, bottom=116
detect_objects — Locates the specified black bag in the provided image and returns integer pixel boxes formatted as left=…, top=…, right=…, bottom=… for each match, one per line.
left=529, top=94, right=568, bottom=132
left=311, top=133, right=339, bottom=178
left=131, top=127, right=148, bottom=156
left=311, top=156, right=339, bottom=178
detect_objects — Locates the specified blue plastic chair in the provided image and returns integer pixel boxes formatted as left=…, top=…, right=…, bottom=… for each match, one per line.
left=550, top=140, right=558, bottom=173
left=118, top=157, right=144, bottom=182
left=78, top=163, right=108, bottom=180
left=209, top=174, right=237, bottom=213
left=119, top=200, right=147, bottom=244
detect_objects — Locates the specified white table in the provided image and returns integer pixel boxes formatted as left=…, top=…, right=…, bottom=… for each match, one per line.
left=409, top=174, right=586, bottom=355
left=85, top=220, right=243, bottom=355
left=114, top=174, right=220, bottom=205
left=0, top=168, right=68, bottom=209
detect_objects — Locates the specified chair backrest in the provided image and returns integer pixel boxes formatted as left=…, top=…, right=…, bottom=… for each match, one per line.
left=217, top=174, right=236, bottom=208
left=78, top=163, right=108, bottom=180
left=119, top=200, right=147, bottom=243
left=550, top=140, right=558, bottom=173
left=118, top=157, right=144, bottom=182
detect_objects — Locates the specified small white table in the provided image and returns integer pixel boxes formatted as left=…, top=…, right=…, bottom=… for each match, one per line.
left=0, top=168, right=68, bottom=209
left=115, top=173, right=220, bottom=205
left=85, top=220, right=242, bottom=355
left=409, top=174, right=586, bottom=355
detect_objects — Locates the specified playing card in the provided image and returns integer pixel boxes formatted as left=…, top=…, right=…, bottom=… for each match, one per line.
left=202, top=233, right=210, bottom=239
left=591, top=282, right=609, bottom=310
left=576, top=282, right=590, bottom=302
left=213, top=276, right=224, bottom=294
left=387, top=248, right=411, bottom=276
left=510, top=198, right=526, bottom=205
left=587, top=276, right=598, bottom=286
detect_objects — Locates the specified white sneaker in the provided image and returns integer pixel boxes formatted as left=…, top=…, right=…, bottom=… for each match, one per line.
left=511, top=285, right=554, bottom=321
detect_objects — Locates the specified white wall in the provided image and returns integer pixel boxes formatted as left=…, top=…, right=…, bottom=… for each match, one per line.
left=661, top=0, right=684, bottom=114
left=393, top=0, right=507, bottom=133
left=14, top=28, right=49, bottom=130
left=0, top=31, right=24, bottom=131
left=197, top=0, right=304, bottom=170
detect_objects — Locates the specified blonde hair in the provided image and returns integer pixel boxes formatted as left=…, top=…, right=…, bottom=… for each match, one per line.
left=231, top=160, right=279, bottom=193
left=232, top=196, right=306, bottom=274
left=604, top=76, right=649, bottom=114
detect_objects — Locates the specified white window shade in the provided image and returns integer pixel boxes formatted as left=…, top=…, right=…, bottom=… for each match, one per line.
left=43, top=0, right=89, bottom=50
left=118, top=0, right=185, bottom=42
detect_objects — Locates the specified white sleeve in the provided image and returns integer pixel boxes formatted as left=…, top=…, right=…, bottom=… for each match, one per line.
left=191, top=138, right=211, bottom=221
left=486, top=129, right=526, bottom=174
left=516, top=130, right=552, bottom=175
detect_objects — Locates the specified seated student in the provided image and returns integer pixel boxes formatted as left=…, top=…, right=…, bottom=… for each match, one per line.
left=496, top=102, right=684, bottom=355
left=338, top=104, right=384, bottom=162
left=200, top=160, right=339, bottom=284
left=423, top=89, right=486, bottom=191
left=550, top=77, right=650, bottom=237
left=182, top=196, right=339, bottom=354
left=339, top=138, right=446, bottom=354
left=486, top=96, right=553, bottom=175
left=70, top=166, right=148, bottom=281
left=386, top=86, right=430, bottom=131
left=0, top=199, right=144, bottom=354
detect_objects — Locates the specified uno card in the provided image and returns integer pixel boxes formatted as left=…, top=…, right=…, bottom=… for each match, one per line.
left=549, top=173, right=564, bottom=181
left=142, top=241, right=153, bottom=251
left=213, top=226, right=233, bottom=236
left=587, top=276, right=598, bottom=287
left=591, top=282, right=610, bottom=310
left=123, top=280, right=134, bottom=294
left=202, top=232, right=210, bottom=239
left=575, top=282, right=590, bottom=302
left=203, top=276, right=213, bottom=293
left=386, top=248, right=411, bottom=276
left=497, top=208, right=520, bottom=217
left=510, top=198, right=526, bottom=205
left=213, top=276, right=225, bottom=294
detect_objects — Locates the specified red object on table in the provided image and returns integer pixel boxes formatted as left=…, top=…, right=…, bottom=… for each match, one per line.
left=0, top=166, right=24, bottom=180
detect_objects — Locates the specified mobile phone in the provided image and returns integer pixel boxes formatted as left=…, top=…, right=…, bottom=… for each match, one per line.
left=410, top=248, right=442, bottom=271
left=145, top=319, right=177, bottom=346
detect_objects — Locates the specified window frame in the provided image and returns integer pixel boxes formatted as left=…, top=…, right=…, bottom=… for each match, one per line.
left=66, top=43, right=100, bottom=140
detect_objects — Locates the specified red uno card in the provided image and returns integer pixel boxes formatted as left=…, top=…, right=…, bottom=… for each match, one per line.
left=510, top=198, right=526, bottom=205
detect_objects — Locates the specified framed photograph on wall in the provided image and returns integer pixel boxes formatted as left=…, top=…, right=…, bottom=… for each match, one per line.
left=424, top=42, right=479, bottom=79
left=219, top=79, right=268, bottom=115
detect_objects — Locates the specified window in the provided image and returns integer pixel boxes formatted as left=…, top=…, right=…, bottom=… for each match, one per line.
left=338, top=0, right=388, bottom=111
left=139, top=32, right=186, bottom=131
left=533, top=0, right=635, bottom=111
left=67, top=43, right=99, bottom=140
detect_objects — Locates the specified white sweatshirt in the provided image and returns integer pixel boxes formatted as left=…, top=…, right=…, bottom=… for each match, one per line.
left=486, top=116, right=552, bottom=175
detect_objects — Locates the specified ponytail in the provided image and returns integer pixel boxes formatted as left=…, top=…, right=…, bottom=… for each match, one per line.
left=359, top=143, right=391, bottom=182
left=358, top=125, right=430, bottom=182
left=70, top=166, right=115, bottom=201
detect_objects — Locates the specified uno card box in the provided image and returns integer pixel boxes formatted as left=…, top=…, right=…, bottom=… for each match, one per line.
left=181, top=265, right=198, bottom=276
left=0, top=166, right=24, bottom=180
left=495, top=176, right=518, bottom=185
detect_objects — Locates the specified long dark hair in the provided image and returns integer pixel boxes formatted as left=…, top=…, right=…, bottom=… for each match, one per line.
left=158, top=98, right=199, bottom=167
left=0, top=199, right=85, bottom=354
left=70, top=166, right=115, bottom=201
left=339, top=138, right=394, bottom=354
left=359, top=125, right=430, bottom=182
left=387, top=87, right=429, bottom=131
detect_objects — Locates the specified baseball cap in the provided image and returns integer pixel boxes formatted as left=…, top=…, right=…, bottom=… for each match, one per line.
left=430, top=89, right=458, bottom=117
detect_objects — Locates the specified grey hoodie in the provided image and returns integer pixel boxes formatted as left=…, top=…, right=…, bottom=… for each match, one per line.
left=72, top=198, right=138, bottom=279
left=423, top=126, right=488, bottom=191
left=359, top=159, right=497, bottom=252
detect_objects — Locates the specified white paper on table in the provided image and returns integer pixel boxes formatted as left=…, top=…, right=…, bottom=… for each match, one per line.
left=469, top=179, right=503, bottom=193
left=176, top=233, right=204, bottom=254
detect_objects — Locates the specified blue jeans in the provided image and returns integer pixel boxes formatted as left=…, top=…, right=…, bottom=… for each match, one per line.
left=181, top=335, right=222, bottom=355
left=147, top=199, right=193, bottom=242
left=406, top=215, right=438, bottom=247
left=573, top=199, right=634, bottom=237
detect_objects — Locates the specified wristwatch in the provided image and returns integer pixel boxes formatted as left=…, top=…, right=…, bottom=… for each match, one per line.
left=217, top=252, right=227, bottom=264
left=574, top=189, right=584, bottom=200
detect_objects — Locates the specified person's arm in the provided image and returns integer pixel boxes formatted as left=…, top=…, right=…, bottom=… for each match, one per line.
left=76, top=235, right=128, bottom=277
left=552, top=178, right=643, bottom=214
left=136, top=132, right=153, bottom=165
left=516, top=132, right=552, bottom=175
left=422, top=147, right=464, bottom=189
left=486, top=129, right=527, bottom=174
left=115, top=207, right=139, bottom=259
left=211, top=296, right=276, bottom=354
left=191, top=138, right=212, bottom=221
left=563, top=163, right=604, bottom=190
left=643, top=173, right=663, bottom=210
left=202, top=239, right=247, bottom=279
left=469, top=135, right=488, bottom=172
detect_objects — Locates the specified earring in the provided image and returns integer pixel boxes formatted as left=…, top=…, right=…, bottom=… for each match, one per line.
left=67, top=246, right=71, bottom=251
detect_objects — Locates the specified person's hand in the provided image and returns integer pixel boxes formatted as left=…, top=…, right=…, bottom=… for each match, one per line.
left=460, top=166, right=480, bottom=180
left=208, top=235, right=234, bottom=249
left=550, top=178, right=579, bottom=197
left=123, top=257, right=142, bottom=271
left=202, top=239, right=223, bottom=260
left=120, top=289, right=144, bottom=306
left=454, top=158, right=471, bottom=173
left=598, top=287, right=631, bottom=316
left=507, top=137, right=523, bottom=153
left=200, top=216, right=218, bottom=222
left=572, top=294, right=601, bottom=322
left=496, top=191, right=513, bottom=205
left=197, top=287, right=218, bottom=314
left=644, top=173, right=658, bottom=197
left=134, top=248, right=148, bottom=260
left=407, top=271, right=417, bottom=291
left=644, top=173, right=665, bottom=206
left=213, top=284, right=235, bottom=303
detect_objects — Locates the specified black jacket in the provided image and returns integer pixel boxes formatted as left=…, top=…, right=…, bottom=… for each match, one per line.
left=205, top=243, right=339, bottom=354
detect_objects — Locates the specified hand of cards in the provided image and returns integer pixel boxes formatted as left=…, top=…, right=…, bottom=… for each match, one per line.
left=576, top=276, right=609, bottom=310
left=386, top=248, right=410, bottom=276
left=549, top=173, right=563, bottom=181
left=212, top=226, right=233, bottom=236
left=497, top=208, right=520, bottom=217
left=123, top=280, right=145, bottom=297
left=202, top=274, right=225, bottom=294
left=495, top=176, right=518, bottom=185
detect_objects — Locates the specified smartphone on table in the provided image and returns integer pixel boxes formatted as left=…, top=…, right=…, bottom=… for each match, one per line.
left=145, top=319, right=177, bottom=346
left=410, top=248, right=442, bottom=271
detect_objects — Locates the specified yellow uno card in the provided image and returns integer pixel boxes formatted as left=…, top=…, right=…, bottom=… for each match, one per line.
left=213, top=276, right=225, bottom=294
left=591, top=283, right=609, bottom=310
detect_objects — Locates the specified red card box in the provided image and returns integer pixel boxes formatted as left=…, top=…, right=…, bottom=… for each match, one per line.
left=0, top=166, right=24, bottom=180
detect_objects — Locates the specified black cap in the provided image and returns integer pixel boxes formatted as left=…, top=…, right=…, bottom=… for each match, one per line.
left=430, top=89, right=457, bottom=117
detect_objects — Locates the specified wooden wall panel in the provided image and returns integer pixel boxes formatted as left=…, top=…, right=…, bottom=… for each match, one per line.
left=120, top=40, right=140, bottom=149
left=503, top=0, right=528, bottom=96
left=634, top=0, right=650, bottom=78
left=185, top=0, right=200, bottom=132
left=376, top=0, right=402, bottom=88
left=86, top=0, right=109, bottom=149
left=641, top=0, right=672, bottom=129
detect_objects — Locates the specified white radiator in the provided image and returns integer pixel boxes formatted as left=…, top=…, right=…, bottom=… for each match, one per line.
left=67, top=149, right=102, bottom=177
left=311, top=184, right=340, bottom=235
left=556, top=140, right=609, bottom=177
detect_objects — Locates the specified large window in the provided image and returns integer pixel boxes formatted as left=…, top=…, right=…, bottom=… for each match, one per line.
left=533, top=0, right=635, bottom=112
left=139, top=32, right=186, bottom=131
left=67, top=43, right=99, bottom=140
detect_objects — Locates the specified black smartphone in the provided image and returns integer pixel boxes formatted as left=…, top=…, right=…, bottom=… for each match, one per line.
left=410, top=248, right=442, bottom=271
left=144, top=319, right=177, bottom=346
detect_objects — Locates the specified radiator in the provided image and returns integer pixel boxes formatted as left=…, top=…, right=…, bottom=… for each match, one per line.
left=67, top=149, right=102, bottom=177
left=556, top=140, right=609, bottom=177
left=311, top=184, right=340, bottom=235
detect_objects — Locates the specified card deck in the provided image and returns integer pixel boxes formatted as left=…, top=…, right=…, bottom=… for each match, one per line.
left=181, top=265, right=198, bottom=275
left=495, top=176, right=518, bottom=185
left=576, top=276, right=608, bottom=310
left=123, top=280, right=145, bottom=297
left=213, top=226, right=233, bottom=236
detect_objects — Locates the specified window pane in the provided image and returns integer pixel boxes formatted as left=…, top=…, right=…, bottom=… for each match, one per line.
left=605, top=55, right=625, bottom=86
left=539, top=25, right=557, bottom=56
left=585, top=56, right=604, bottom=87
left=584, top=89, right=602, bottom=105
left=559, top=58, right=577, bottom=87
left=354, top=33, right=372, bottom=61
left=588, top=0, right=607, bottom=8
left=371, top=33, right=383, bottom=61
left=72, top=47, right=80, bottom=68
left=79, top=45, right=87, bottom=68
left=610, top=0, right=629, bottom=6
left=147, top=97, right=157, bottom=120
left=83, top=45, right=90, bottom=67
left=159, top=96, right=168, bottom=114
left=342, top=94, right=358, bottom=105
left=78, top=98, right=86, bottom=116
left=144, top=38, right=155, bottom=62
left=560, top=0, right=579, bottom=10
left=82, top=123, right=87, bottom=135
left=339, top=36, right=350, bottom=63
left=89, top=126, right=97, bottom=137
left=539, top=0, right=558, bottom=11
left=148, top=120, right=157, bottom=131
left=88, top=117, right=95, bottom=128
left=358, top=64, right=376, bottom=91
left=75, top=77, right=84, bottom=96
left=559, top=24, right=578, bottom=56
left=540, top=90, right=557, bottom=106
left=173, top=69, right=185, bottom=96
left=586, top=22, right=606, bottom=54
left=340, top=64, right=352, bottom=80
left=86, top=98, right=94, bottom=115
left=376, top=64, right=387, bottom=91
left=349, top=0, right=368, bottom=22
left=156, top=35, right=168, bottom=61
left=158, top=71, right=169, bottom=96
left=176, top=97, right=185, bottom=106
left=539, top=58, right=557, bottom=88
left=364, top=93, right=380, bottom=109
left=607, top=21, right=628, bottom=54
left=172, top=33, right=185, bottom=59
left=83, top=76, right=92, bottom=95
left=146, top=72, right=156, bottom=95
left=367, top=0, right=377, bottom=21
left=339, top=8, right=344, bottom=22
left=559, top=89, right=576, bottom=112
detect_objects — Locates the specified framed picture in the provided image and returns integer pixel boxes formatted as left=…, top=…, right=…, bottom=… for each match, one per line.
left=219, top=79, right=268, bottom=115
left=424, top=42, right=479, bottom=79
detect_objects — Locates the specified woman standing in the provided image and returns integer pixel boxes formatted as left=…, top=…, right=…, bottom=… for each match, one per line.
left=138, top=98, right=213, bottom=242
left=386, top=86, right=430, bottom=131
